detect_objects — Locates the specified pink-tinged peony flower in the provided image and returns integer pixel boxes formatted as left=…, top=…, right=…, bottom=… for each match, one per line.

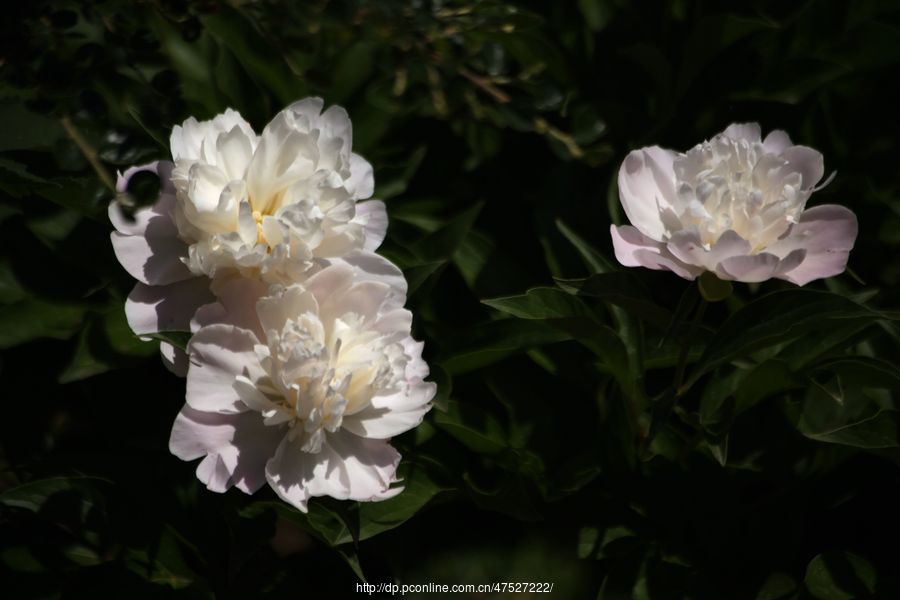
left=169, top=264, right=435, bottom=512
left=109, top=99, right=398, bottom=372
left=610, top=123, right=858, bottom=285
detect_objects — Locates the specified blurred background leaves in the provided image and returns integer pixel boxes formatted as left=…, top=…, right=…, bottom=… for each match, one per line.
left=1, top=0, right=900, bottom=598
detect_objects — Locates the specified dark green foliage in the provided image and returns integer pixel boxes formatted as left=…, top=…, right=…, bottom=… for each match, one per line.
left=1, top=0, right=899, bottom=597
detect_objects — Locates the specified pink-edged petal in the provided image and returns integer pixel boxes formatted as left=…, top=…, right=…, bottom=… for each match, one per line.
left=169, top=406, right=283, bottom=493
left=355, top=200, right=388, bottom=251
left=125, top=277, right=214, bottom=336
left=781, top=145, right=825, bottom=190
left=160, top=342, right=189, bottom=377
left=610, top=225, right=702, bottom=280
left=723, top=123, right=762, bottom=143
left=768, top=204, right=858, bottom=286
left=763, top=130, right=792, bottom=154
left=265, top=431, right=401, bottom=512
left=617, top=147, right=678, bottom=240
left=347, top=153, right=374, bottom=199
left=186, top=324, right=261, bottom=414
left=716, top=253, right=781, bottom=282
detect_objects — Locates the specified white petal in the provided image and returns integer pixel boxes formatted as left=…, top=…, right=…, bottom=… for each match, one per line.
left=346, top=153, right=374, bottom=199
left=617, top=147, right=679, bottom=239
left=265, top=431, right=401, bottom=512
left=610, top=225, right=702, bottom=280
left=160, top=342, right=189, bottom=377
left=343, top=381, right=435, bottom=439
left=762, top=130, right=792, bottom=154
left=781, top=145, right=825, bottom=190
left=125, top=277, right=213, bottom=336
left=186, top=324, right=262, bottom=414
left=169, top=406, right=282, bottom=493
left=767, top=204, right=858, bottom=286
left=716, top=252, right=781, bottom=282
left=355, top=200, right=388, bottom=251
left=722, top=123, right=762, bottom=143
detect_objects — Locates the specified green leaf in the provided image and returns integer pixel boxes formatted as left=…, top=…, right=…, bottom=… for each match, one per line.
left=804, top=552, right=876, bottom=600
left=689, top=289, right=890, bottom=386
left=556, top=219, right=616, bottom=274
left=201, top=6, right=305, bottom=106
left=800, top=410, right=900, bottom=449
left=412, top=203, right=483, bottom=262
left=434, top=399, right=508, bottom=453
left=755, top=572, right=798, bottom=600
left=437, top=319, right=572, bottom=374
left=356, top=466, right=453, bottom=541
left=0, top=476, right=108, bottom=513
left=556, top=273, right=672, bottom=330
left=0, top=298, right=86, bottom=349
left=0, top=100, right=64, bottom=151
left=483, top=286, right=596, bottom=321
left=797, top=357, right=900, bottom=448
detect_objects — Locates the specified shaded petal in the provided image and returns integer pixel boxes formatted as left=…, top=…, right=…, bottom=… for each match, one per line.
left=716, top=252, right=781, bottom=282
left=342, top=381, right=435, bottom=439
left=781, top=145, right=825, bottom=190
left=355, top=200, right=388, bottom=252
left=125, top=277, right=213, bottom=336
left=194, top=276, right=269, bottom=335
left=767, top=204, right=858, bottom=285
left=186, top=324, right=262, bottom=414
left=169, top=406, right=283, bottom=493
left=265, top=431, right=401, bottom=512
left=610, top=225, right=702, bottom=280
left=110, top=212, right=191, bottom=285
left=160, top=342, right=189, bottom=377
left=617, top=147, right=679, bottom=239
left=337, top=251, right=408, bottom=305
left=763, top=129, right=792, bottom=154
left=668, top=229, right=752, bottom=271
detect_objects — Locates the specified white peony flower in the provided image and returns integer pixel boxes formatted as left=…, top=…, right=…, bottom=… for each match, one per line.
left=610, top=123, right=857, bottom=285
left=168, top=264, right=435, bottom=512
left=109, top=99, right=397, bottom=372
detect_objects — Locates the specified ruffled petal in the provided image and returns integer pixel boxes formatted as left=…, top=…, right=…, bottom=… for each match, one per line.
left=610, top=225, right=702, bottom=280
left=265, top=431, right=401, bottom=512
left=169, top=406, right=283, bottom=493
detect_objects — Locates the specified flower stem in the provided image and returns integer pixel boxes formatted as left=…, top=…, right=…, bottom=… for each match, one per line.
left=60, top=115, right=115, bottom=192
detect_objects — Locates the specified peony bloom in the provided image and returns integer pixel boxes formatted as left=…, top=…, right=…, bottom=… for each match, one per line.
left=110, top=99, right=398, bottom=371
left=610, top=123, right=857, bottom=285
left=168, top=264, right=435, bottom=511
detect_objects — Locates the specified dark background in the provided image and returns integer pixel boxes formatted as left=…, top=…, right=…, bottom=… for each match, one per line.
left=1, top=1, right=899, bottom=598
